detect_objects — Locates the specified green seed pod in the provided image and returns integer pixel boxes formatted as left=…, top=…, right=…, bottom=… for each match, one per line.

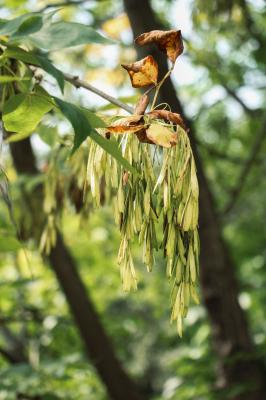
left=191, top=199, right=199, bottom=230
left=190, top=157, right=199, bottom=199
left=190, top=284, right=200, bottom=304
left=163, top=180, right=169, bottom=212
left=175, top=258, right=183, bottom=283
left=111, top=159, right=119, bottom=189
left=113, top=198, right=120, bottom=226
left=134, top=196, right=142, bottom=233
left=188, top=242, right=197, bottom=283
left=166, top=223, right=176, bottom=259
left=117, top=179, right=125, bottom=214
left=182, top=194, right=193, bottom=231
left=177, top=232, right=186, bottom=265
left=144, top=182, right=151, bottom=217
left=177, top=314, right=183, bottom=337
left=121, top=249, right=138, bottom=292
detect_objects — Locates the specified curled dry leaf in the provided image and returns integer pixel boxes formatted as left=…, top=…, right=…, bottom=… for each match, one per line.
left=148, top=110, right=187, bottom=131
left=107, top=125, right=145, bottom=134
left=146, top=123, right=177, bottom=148
left=106, top=115, right=145, bottom=135
left=121, top=55, right=158, bottom=88
left=135, top=30, right=183, bottom=64
left=106, top=110, right=185, bottom=148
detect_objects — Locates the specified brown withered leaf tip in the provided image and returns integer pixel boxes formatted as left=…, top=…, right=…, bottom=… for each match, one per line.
left=121, top=55, right=158, bottom=88
left=135, top=30, right=183, bottom=63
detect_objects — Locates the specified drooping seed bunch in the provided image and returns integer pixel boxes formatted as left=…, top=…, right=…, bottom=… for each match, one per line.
left=40, top=27, right=200, bottom=335
left=86, top=119, right=199, bottom=336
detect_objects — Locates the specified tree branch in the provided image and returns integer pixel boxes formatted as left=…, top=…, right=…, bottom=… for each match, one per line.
left=29, top=66, right=134, bottom=114
left=63, top=73, right=134, bottom=114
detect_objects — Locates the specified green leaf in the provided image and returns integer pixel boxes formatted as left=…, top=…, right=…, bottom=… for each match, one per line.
left=4, top=47, right=65, bottom=93
left=3, top=89, right=53, bottom=140
left=37, top=54, right=65, bottom=93
left=0, top=14, right=30, bottom=35
left=29, top=21, right=114, bottom=50
left=81, top=108, right=106, bottom=128
left=11, top=15, right=43, bottom=38
left=0, top=13, right=40, bottom=36
left=0, top=11, right=56, bottom=38
left=37, top=124, right=58, bottom=147
left=4, top=46, right=39, bottom=65
left=0, top=75, right=30, bottom=83
left=54, top=98, right=136, bottom=174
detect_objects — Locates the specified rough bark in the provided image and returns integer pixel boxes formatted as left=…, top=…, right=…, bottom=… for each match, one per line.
left=9, top=138, right=145, bottom=400
left=123, top=0, right=266, bottom=398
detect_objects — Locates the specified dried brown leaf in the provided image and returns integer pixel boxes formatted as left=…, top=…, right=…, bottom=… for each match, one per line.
left=121, top=56, right=158, bottom=88
left=135, top=30, right=183, bottom=63
left=106, top=115, right=145, bottom=135
left=148, top=110, right=187, bottom=131
left=107, top=125, right=145, bottom=134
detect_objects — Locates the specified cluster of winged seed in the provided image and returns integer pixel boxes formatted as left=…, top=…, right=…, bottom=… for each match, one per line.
left=85, top=122, right=199, bottom=336
left=95, top=28, right=199, bottom=335
left=41, top=29, right=200, bottom=336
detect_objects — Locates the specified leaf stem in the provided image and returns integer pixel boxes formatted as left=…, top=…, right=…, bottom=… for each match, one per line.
left=150, top=64, right=174, bottom=110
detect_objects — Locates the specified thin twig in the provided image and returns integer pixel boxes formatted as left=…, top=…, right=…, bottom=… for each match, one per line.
left=222, top=114, right=266, bottom=215
left=63, top=72, right=134, bottom=114
left=151, top=65, right=174, bottom=110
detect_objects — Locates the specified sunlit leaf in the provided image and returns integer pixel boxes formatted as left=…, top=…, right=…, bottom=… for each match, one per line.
left=4, top=47, right=65, bottom=93
left=3, top=89, right=53, bottom=139
left=146, top=123, right=177, bottom=148
left=121, top=56, right=158, bottom=88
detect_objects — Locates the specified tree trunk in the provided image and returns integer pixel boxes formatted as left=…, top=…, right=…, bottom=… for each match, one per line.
left=9, top=138, right=145, bottom=400
left=123, top=0, right=266, bottom=398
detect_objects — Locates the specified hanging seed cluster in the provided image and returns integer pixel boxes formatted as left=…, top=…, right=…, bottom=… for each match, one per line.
left=86, top=121, right=199, bottom=335
left=40, top=28, right=200, bottom=335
